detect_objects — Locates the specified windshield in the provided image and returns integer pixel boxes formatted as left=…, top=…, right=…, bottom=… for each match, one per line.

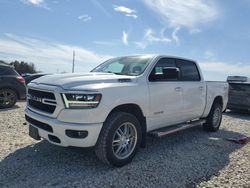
left=91, top=56, right=152, bottom=76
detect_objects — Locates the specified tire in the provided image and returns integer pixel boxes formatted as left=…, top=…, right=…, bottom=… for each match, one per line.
left=203, top=103, right=222, bottom=132
left=0, top=88, right=17, bottom=108
left=95, top=112, right=142, bottom=167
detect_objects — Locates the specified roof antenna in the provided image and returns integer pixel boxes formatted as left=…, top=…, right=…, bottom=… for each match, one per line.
left=72, top=50, right=75, bottom=73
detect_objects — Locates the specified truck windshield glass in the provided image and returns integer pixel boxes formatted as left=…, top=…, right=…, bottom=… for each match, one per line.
left=91, top=56, right=152, bottom=76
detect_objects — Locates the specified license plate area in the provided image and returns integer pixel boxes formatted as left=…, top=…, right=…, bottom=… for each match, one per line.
left=29, top=125, right=41, bottom=140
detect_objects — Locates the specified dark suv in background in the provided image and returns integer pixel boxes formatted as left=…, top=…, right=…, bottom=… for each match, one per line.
left=0, top=63, right=26, bottom=108
left=227, top=76, right=250, bottom=112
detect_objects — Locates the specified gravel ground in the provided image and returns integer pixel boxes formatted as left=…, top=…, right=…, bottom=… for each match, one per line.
left=0, top=102, right=249, bottom=188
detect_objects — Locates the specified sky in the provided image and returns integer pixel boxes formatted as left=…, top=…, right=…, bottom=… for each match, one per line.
left=0, top=0, right=250, bottom=80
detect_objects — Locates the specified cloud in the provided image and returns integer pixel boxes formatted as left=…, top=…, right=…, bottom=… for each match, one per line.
left=143, top=0, right=218, bottom=30
left=78, top=14, right=92, bottom=22
left=113, top=5, right=135, bottom=14
left=21, top=0, right=50, bottom=9
left=122, top=31, right=129, bottom=46
left=172, top=27, right=180, bottom=44
left=113, top=5, right=138, bottom=19
left=0, top=34, right=112, bottom=73
left=21, top=0, right=44, bottom=5
left=200, top=61, right=250, bottom=75
left=145, top=29, right=171, bottom=43
left=125, top=14, right=138, bottom=19
left=135, top=28, right=171, bottom=49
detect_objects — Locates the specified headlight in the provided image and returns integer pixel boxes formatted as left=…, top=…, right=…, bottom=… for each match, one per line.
left=62, top=93, right=102, bottom=109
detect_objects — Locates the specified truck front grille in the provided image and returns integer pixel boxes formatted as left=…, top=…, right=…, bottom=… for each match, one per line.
left=27, top=88, right=57, bottom=114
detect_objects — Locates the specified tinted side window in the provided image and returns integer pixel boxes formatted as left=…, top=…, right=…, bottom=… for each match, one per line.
left=176, top=59, right=200, bottom=81
left=0, top=67, right=18, bottom=76
left=153, top=58, right=176, bottom=75
left=149, top=58, right=178, bottom=81
left=7, top=69, right=18, bottom=75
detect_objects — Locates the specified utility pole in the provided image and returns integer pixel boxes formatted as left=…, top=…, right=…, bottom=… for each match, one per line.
left=72, top=50, right=75, bottom=73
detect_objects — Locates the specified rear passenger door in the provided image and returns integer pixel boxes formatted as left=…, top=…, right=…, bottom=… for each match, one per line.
left=176, top=59, right=206, bottom=121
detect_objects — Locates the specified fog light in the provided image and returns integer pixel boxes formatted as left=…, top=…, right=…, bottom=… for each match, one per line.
left=65, top=130, right=88, bottom=139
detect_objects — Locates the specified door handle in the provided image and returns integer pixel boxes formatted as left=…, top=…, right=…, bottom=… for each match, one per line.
left=199, top=86, right=204, bottom=90
left=175, top=87, right=182, bottom=92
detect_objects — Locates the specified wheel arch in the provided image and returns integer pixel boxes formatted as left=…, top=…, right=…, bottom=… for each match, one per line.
left=207, top=96, right=223, bottom=115
left=105, top=103, right=147, bottom=148
left=203, top=96, right=223, bottom=132
left=213, top=96, right=223, bottom=108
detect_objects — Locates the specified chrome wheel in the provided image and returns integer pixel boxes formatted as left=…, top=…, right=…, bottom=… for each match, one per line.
left=0, top=89, right=16, bottom=108
left=212, top=108, right=221, bottom=128
left=112, top=122, right=137, bottom=160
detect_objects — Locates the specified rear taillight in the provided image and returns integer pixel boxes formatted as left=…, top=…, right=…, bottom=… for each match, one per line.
left=16, top=76, right=26, bottom=84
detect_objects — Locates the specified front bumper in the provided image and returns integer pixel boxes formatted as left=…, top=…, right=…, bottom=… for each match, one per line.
left=25, top=108, right=103, bottom=147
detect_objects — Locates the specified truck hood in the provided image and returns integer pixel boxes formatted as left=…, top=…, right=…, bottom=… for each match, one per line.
left=30, top=72, right=137, bottom=90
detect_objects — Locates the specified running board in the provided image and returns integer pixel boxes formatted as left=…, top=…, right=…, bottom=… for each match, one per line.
left=148, top=119, right=206, bottom=138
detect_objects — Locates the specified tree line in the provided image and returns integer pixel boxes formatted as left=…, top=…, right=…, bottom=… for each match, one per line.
left=0, top=60, right=37, bottom=74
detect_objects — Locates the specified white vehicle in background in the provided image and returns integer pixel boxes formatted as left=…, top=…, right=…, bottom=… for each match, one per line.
left=25, top=55, right=228, bottom=166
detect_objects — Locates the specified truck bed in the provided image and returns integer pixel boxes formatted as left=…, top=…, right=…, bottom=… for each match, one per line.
left=202, top=81, right=229, bottom=117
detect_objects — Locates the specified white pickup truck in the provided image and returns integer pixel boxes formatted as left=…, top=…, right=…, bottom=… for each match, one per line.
left=25, top=55, right=228, bottom=166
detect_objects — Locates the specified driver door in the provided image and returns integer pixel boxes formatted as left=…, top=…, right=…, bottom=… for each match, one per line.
left=147, top=58, right=185, bottom=131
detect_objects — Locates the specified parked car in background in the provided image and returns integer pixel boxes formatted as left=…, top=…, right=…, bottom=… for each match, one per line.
left=0, top=62, right=26, bottom=108
left=227, top=76, right=250, bottom=112
left=23, top=73, right=50, bottom=84
left=25, top=55, right=228, bottom=166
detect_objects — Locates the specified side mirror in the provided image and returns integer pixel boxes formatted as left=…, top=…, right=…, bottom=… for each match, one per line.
left=149, top=67, right=179, bottom=81
left=162, top=67, right=179, bottom=80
